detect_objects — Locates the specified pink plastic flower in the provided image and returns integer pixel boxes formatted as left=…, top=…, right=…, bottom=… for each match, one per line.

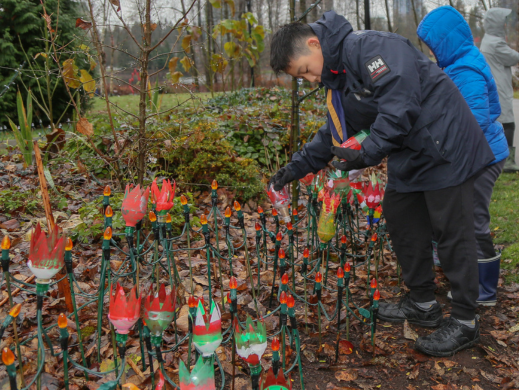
left=151, top=178, right=176, bottom=214
left=121, top=184, right=150, bottom=227
left=108, top=283, right=141, bottom=334
left=27, top=223, right=66, bottom=281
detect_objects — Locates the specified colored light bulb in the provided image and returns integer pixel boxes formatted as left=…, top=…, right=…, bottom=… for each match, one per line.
left=58, top=313, right=68, bottom=329
left=200, top=214, right=208, bottom=225
left=315, top=272, right=322, bottom=283
left=281, top=273, right=288, bottom=285
left=211, top=180, right=218, bottom=190
left=344, top=263, right=351, bottom=273
left=341, top=235, right=348, bottom=245
left=337, top=267, right=344, bottom=279
left=188, top=295, right=197, bottom=308
left=103, top=185, right=111, bottom=197
left=287, top=294, right=295, bottom=308
left=272, top=337, right=280, bottom=352
left=293, top=208, right=298, bottom=216
left=287, top=222, right=293, bottom=230
left=180, top=195, right=188, bottom=205
left=65, top=238, right=73, bottom=251
left=225, top=207, right=232, bottom=218
left=233, top=201, right=241, bottom=212
left=104, top=227, right=112, bottom=241
left=278, top=249, right=285, bottom=259
left=272, top=209, right=278, bottom=217
left=255, top=222, right=261, bottom=231
left=373, top=289, right=380, bottom=301
left=9, top=304, right=21, bottom=318
left=229, top=276, right=237, bottom=290
left=276, top=232, right=282, bottom=242
left=149, top=211, right=157, bottom=222
left=105, top=205, right=113, bottom=218
left=279, top=291, right=287, bottom=305
left=1, top=235, right=10, bottom=250
left=370, top=278, right=378, bottom=289
left=258, top=206, right=264, bottom=214
left=166, top=213, right=172, bottom=223
left=2, top=347, right=14, bottom=366
left=303, top=248, right=309, bottom=258
left=371, top=233, right=378, bottom=242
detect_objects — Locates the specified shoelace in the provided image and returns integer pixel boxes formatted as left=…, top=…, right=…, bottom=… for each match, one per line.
left=430, top=318, right=459, bottom=341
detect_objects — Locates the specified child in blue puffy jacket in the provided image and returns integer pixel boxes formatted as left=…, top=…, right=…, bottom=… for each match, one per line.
left=418, top=5, right=509, bottom=306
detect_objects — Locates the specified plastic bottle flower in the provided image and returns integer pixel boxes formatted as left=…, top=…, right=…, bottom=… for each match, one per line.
left=192, top=300, right=222, bottom=357
left=27, top=223, right=66, bottom=283
left=260, top=367, right=292, bottom=390
left=363, top=174, right=383, bottom=210
left=143, top=284, right=176, bottom=341
left=151, top=179, right=176, bottom=223
left=340, top=129, right=370, bottom=151
left=179, top=355, right=216, bottom=390
left=121, top=184, right=150, bottom=228
left=299, top=173, right=315, bottom=188
left=266, top=184, right=291, bottom=223
left=108, top=283, right=141, bottom=334
left=327, top=169, right=350, bottom=195
left=234, top=316, right=267, bottom=366
left=317, top=192, right=341, bottom=243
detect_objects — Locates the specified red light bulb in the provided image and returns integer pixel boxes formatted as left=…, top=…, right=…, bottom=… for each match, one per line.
left=229, top=276, right=238, bottom=290
left=276, top=232, right=282, bottom=242
left=278, top=249, right=285, bottom=259
left=344, top=263, right=351, bottom=273
left=371, top=233, right=378, bottom=242
left=337, top=267, right=344, bottom=279
left=303, top=248, right=309, bottom=258
left=293, top=208, right=298, bottom=216
left=281, top=273, right=289, bottom=285
left=188, top=295, right=196, bottom=308
left=258, top=206, right=264, bottom=214
left=287, top=294, right=295, bottom=308
left=272, top=337, right=280, bottom=352
left=272, top=209, right=278, bottom=217
left=287, top=222, right=293, bottom=230
left=373, top=289, right=380, bottom=301
left=370, top=278, right=378, bottom=289
left=255, top=222, right=261, bottom=231
left=280, top=291, right=287, bottom=305
left=341, top=235, right=348, bottom=245
left=315, top=272, right=322, bottom=283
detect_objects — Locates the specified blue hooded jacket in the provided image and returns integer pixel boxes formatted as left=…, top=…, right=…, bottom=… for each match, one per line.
left=417, top=6, right=508, bottom=164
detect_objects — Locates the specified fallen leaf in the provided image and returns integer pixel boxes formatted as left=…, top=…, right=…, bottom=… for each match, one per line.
left=77, top=117, right=94, bottom=136
left=403, top=320, right=418, bottom=341
left=338, top=340, right=354, bottom=355
left=335, top=369, right=358, bottom=382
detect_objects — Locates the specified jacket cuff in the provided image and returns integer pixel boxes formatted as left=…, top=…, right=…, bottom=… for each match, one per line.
left=286, top=162, right=307, bottom=182
left=360, top=138, right=384, bottom=166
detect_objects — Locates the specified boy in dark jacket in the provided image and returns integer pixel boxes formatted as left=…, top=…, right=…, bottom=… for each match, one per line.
left=269, top=11, right=495, bottom=357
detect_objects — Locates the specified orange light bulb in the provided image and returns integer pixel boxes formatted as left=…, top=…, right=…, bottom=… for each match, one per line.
left=281, top=273, right=289, bottom=285
left=371, top=233, right=378, bottom=242
left=341, top=235, right=348, bottom=245
left=65, top=238, right=73, bottom=251
left=344, top=263, right=351, bottom=273
left=258, top=206, right=264, bottom=214
left=200, top=214, right=208, bottom=225
left=166, top=213, right=172, bottom=223
left=103, top=185, right=111, bottom=197
left=315, top=272, right=323, bottom=283
left=287, top=222, right=293, bottom=230
left=303, top=248, right=309, bottom=258
left=278, top=249, right=285, bottom=259
left=211, top=180, right=218, bottom=190
left=2, top=347, right=14, bottom=366
left=188, top=295, right=196, bottom=308
left=370, top=278, right=378, bottom=289
left=105, top=205, right=113, bottom=218
left=104, top=227, right=112, bottom=241
left=276, top=232, right=282, bottom=242
left=9, top=304, right=21, bottom=318
left=287, top=294, right=295, bottom=308
left=279, top=291, right=287, bottom=305
left=272, top=337, right=280, bottom=352
left=225, top=207, right=232, bottom=218
left=229, top=276, right=238, bottom=290
left=180, top=195, right=188, bottom=205
left=337, top=267, right=344, bottom=279
left=272, top=209, right=278, bottom=217
left=58, top=313, right=68, bottom=329
left=233, top=201, right=241, bottom=212
left=373, top=289, right=381, bottom=301
left=293, top=208, right=298, bottom=216
left=149, top=211, right=157, bottom=222
left=255, top=222, right=261, bottom=231
left=1, top=236, right=10, bottom=250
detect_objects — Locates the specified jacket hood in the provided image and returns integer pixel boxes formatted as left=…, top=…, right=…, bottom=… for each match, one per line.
left=417, top=6, right=473, bottom=69
left=310, top=11, right=353, bottom=89
left=484, top=7, right=511, bottom=38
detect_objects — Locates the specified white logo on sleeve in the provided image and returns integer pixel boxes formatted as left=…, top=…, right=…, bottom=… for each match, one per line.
left=364, top=55, right=391, bottom=82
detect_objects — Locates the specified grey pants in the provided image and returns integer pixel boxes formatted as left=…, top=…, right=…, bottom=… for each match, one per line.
left=473, top=160, right=505, bottom=259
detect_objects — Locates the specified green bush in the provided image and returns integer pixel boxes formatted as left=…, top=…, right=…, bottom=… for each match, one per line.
left=0, top=187, right=41, bottom=216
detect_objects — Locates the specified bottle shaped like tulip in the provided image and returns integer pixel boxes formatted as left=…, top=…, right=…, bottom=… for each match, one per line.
left=340, top=129, right=370, bottom=151
left=192, top=300, right=222, bottom=357
left=108, top=283, right=141, bottom=335
left=317, top=192, right=341, bottom=243
left=259, top=367, right=292, bottom=390
left=179, top=355, right=216, bottom=390
left=151, top=179, right=176, bottom=223
left=27, top=223, right=66, bottom=284
left=266, top=184, right=291, bottom=223
left=143, top=284, right=176, bottom=344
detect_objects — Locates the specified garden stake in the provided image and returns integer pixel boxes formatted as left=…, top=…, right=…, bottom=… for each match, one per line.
left=315, top=272, right=322, bottom=348
left=58, top=314, right=70, bottom=390
left=211, top=181, right=226, bottom=311
left=181, top=195, right=195, bottom=294
left=335, top=268, right=344, bottom=363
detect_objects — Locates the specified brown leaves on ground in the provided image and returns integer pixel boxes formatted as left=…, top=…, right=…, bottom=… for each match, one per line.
left=76, top=117, right=94, bottom=136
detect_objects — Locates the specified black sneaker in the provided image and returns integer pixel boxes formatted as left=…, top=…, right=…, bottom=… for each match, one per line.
left=377, top=294, right=443, bottom=327
left=414, top=316, right=480, bottom=357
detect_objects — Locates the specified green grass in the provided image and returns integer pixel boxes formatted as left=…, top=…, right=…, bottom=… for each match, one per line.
left=514, top=90, right=519, bottom=99
left=489, top=172, right=519, bottom=284
left=89, top=92, right=219, bottom=115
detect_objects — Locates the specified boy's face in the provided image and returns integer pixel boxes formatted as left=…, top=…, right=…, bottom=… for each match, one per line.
left=285, top=37, right=324, bottom=83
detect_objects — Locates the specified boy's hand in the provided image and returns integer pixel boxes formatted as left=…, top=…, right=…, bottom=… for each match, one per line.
left=269, top=166, right=295, bottom=191
left=330, top=147, right=369, bottom=171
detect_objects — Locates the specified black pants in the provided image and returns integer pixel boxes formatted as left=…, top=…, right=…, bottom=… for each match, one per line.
left=503, top=122, right=515, bottom=147
left=383, top=177, right=478, bottom=320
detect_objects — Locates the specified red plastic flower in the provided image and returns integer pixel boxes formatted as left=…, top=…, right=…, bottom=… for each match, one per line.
left=363, top=180, right=382, bottom=210
left=27, top=223, right=66, bottom=281
left=299, top=173, right=315, bottom=187
left=108, top=282, right=141, bottom=334
left=143, top=284, right=176, bottom=336
left=151, top=178, right=176, bottom=214
left=260, top=367, right=292, bottom=390
left=121, top=184, right=150, bottom=227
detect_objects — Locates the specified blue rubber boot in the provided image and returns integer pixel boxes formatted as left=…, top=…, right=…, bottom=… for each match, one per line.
left=476, top=253, right=500, bottom=307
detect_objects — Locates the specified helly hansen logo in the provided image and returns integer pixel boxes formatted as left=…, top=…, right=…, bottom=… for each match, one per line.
left=365, top=55, right=391, bottom=82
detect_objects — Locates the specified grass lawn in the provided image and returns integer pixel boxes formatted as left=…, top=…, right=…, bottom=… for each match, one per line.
left=489, top=172, right=519, bottom=284
left=89, top=92, right=218, bottom=115
left=515, top=90, right=519, bottom=99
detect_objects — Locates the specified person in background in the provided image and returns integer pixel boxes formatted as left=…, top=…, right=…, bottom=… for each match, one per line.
left=417, top=5, right=509, bottom=307
left=481, top=8, right=519, bottom=172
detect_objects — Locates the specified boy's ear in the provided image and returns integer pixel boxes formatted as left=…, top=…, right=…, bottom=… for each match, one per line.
left=307, top=37, right=321, bottom=49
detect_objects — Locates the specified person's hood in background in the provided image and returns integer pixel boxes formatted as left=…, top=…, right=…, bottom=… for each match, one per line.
left=483, top=7, right=511, bottom=38
left=310, top=11, right=353, bottom=90
left=417, top=6, right=473, bottom=69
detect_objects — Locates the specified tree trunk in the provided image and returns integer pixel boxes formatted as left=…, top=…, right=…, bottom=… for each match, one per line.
left=384, top=0, right=392, bottom=32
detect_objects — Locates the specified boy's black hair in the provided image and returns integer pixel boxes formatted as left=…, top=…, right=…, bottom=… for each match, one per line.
left=270, top=22, right=317, bottom=74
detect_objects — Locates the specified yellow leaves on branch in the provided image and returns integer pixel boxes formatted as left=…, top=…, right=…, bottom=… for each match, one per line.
left=76, top=117, right=93, bottom=137
left=79, top=70, right=95, bottom=97
left=182, top=35, right=192, bottom=53
left=210, top=54, right=228, bottom=74
left=180, top=57, right=193, bottom=72
left=63, top=59, right=81, bottom=89
left=169, top=57, right=183, bottom=83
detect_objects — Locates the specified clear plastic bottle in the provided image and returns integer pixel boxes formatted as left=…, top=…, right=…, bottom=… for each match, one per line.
left=266, top=184, right=291, bottom=223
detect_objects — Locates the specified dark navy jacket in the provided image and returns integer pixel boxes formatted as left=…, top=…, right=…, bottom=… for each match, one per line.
left=286, top=11, right=495, bottom=193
